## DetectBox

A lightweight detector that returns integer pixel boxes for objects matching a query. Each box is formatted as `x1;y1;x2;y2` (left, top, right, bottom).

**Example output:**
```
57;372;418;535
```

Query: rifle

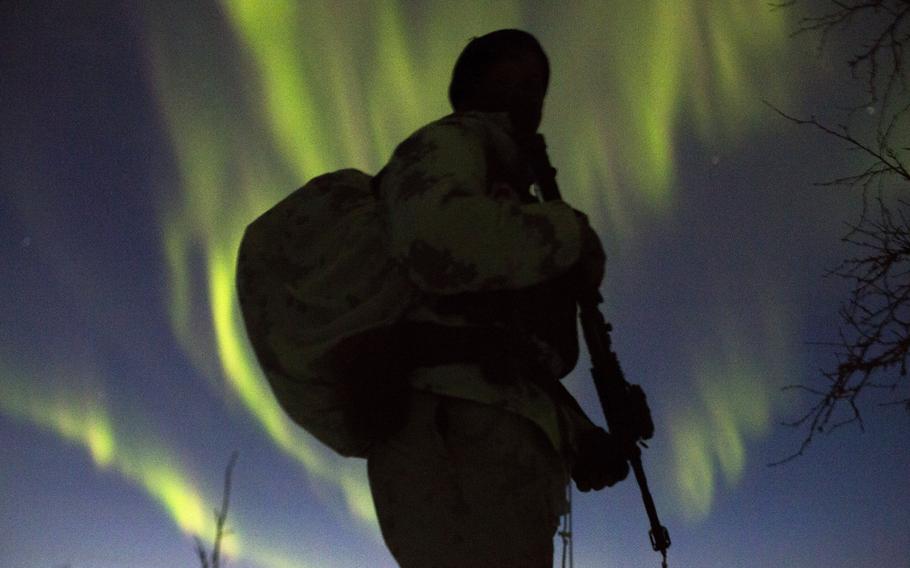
525;134;672;567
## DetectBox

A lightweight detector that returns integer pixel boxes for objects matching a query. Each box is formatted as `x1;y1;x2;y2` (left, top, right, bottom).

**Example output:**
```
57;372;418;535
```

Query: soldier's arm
381;118;587;294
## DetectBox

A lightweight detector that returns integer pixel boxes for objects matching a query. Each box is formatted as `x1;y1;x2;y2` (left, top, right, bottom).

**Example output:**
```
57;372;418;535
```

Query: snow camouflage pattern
379;111;594;454
236;111;595;460
367;112;598;566
383;112;584;296
237;168;413;458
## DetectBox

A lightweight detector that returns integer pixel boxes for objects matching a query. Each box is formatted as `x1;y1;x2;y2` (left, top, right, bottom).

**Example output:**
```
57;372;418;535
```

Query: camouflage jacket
378;111;592;454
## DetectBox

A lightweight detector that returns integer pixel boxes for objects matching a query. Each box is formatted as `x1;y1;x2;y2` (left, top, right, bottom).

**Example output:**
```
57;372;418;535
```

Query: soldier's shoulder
389;113;491;164
409;112;492;143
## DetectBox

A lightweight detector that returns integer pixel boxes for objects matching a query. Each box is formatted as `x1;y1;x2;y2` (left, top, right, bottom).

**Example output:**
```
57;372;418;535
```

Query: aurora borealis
2;1;908;567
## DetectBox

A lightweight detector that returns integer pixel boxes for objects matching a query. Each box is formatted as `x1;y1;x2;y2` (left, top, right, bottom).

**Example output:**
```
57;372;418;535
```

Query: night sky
2;2;908;567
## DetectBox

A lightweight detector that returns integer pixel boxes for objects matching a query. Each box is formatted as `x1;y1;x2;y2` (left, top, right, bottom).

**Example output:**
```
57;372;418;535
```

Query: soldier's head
449;29;549;141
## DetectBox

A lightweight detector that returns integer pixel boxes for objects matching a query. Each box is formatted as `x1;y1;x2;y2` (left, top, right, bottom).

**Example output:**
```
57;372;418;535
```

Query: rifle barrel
527;134;670;562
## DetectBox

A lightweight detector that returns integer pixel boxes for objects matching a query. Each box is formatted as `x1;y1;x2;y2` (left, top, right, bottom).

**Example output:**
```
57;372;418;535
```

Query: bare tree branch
195;452;239;568
763;102;910;182
782;0;910;104
765;2;910;464
195;536;210;568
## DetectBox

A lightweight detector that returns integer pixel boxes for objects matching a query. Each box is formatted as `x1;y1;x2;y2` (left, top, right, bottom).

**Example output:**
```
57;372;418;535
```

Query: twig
195;451;239;568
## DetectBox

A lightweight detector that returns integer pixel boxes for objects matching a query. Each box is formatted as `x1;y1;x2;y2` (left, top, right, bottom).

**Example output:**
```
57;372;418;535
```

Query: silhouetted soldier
363;29;629;567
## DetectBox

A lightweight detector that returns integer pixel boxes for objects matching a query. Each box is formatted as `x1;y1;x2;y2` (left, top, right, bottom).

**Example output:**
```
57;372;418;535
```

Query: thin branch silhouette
768;0;910;464
195;451;239;568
